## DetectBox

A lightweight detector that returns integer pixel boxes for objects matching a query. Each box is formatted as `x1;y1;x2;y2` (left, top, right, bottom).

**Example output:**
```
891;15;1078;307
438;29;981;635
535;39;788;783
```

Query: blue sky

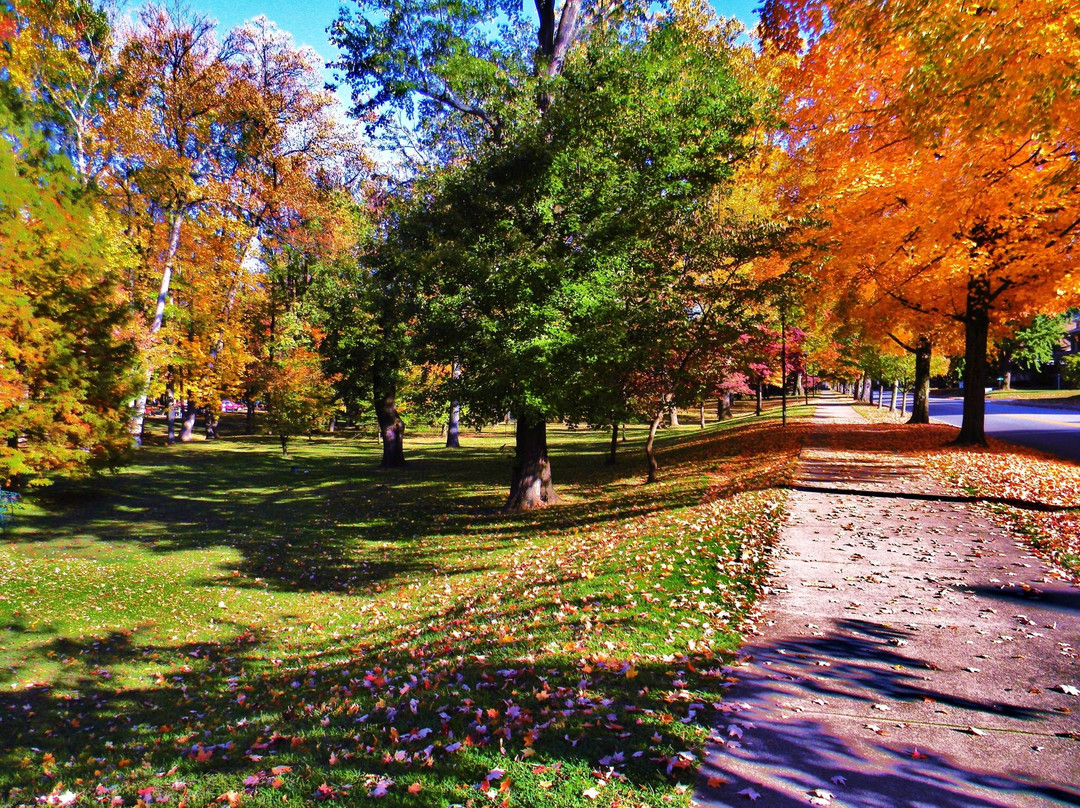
191;0;762;97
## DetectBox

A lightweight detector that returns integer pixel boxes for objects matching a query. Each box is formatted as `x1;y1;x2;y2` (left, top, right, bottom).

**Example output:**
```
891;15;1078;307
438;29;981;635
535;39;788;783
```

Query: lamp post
781;305;787;427
803;354;809;405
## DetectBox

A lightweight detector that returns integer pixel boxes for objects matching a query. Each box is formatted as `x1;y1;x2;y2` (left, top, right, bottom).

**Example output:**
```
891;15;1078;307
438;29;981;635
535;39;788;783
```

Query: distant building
1062;311;1080;357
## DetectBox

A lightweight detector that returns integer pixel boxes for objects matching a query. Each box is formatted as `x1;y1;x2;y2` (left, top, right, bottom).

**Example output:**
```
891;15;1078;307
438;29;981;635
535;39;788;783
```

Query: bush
1062;356;1080;389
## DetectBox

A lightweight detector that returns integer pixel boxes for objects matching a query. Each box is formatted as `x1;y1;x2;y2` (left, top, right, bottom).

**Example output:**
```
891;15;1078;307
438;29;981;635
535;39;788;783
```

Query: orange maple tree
766;0;1080;443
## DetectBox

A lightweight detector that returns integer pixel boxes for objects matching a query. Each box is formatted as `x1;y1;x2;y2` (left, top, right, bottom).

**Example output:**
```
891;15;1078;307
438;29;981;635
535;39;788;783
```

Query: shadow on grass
1;411;810;803
0;590;727;805
15;413;809;595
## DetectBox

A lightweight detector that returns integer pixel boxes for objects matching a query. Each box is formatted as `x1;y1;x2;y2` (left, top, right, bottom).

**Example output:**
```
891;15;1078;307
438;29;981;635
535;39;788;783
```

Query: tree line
2;0;1077;507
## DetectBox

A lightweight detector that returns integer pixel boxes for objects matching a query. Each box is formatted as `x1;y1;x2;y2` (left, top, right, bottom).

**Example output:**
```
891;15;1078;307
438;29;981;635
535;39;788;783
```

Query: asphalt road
869;390;1080;463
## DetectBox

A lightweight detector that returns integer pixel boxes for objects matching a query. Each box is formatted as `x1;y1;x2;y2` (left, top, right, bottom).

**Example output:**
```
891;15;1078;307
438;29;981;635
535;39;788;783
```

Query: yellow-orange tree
766;0;1080;443
102;8;363;443
0;1;140;485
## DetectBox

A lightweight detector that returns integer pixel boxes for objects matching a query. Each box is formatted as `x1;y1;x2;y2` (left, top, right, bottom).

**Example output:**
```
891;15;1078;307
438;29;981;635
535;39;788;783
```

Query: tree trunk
645;409;664;484
205;409;219;439
166;386;176;444
699;401;706;429
130;213;185;445
374;389;405;469
718;392;732;421
956;275;991;446
794;373;804;398
909;336;932;425
668;398;679;427
862;376;873;402
446;358;461;448
445;401;461;448
245;399;255;434
180;399;197;442
900;386;907;418
506;418;556;509
756;382;762;416
852;378;860;401
1002;369;1011;390
280;434;288;455
877;380;884;409
890;380;898;412
606;422;619;465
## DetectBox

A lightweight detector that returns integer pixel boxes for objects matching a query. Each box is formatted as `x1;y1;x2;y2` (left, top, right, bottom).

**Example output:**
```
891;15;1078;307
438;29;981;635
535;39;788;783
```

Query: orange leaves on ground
924;440;1080;575
853;407;1080;574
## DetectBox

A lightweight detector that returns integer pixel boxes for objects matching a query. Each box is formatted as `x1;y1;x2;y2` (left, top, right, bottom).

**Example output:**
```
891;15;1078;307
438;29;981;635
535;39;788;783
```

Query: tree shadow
697;715;1080;807
0;610;737;805
789;484;1080;513
13;417;807;595
695;620;1080;807
962;583;1080;615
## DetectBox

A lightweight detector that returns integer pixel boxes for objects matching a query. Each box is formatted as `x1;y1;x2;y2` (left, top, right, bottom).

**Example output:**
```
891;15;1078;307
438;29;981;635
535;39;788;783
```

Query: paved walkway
695;394;1080;808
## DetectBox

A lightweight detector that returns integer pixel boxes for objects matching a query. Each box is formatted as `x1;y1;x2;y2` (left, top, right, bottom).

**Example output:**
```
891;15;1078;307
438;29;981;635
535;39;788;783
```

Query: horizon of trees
2;0;1077;507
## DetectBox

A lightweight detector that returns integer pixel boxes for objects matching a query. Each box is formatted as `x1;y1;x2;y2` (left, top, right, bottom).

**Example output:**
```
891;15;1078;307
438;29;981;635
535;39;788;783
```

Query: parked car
220;399;245;413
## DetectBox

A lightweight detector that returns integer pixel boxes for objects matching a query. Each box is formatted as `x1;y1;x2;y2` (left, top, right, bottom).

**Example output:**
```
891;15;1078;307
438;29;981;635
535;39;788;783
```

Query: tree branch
548;0;583;77
988;278;1014;302
886;332;916;353
418;81;502;141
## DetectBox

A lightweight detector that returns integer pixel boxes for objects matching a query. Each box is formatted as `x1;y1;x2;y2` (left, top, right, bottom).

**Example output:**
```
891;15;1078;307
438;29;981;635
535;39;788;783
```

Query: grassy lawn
987;388;1080;406
1;409;811;808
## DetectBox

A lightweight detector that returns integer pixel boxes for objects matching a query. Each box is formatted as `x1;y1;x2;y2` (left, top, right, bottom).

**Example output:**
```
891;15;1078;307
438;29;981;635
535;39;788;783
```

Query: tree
264;349;334;455
100;9;365;445
764;0;1080;445
0;6;139;485
6;0;114;184
394;13;763;504
333;0;787;503
105;6;241;441
995;314;1068;389
330;0;586;162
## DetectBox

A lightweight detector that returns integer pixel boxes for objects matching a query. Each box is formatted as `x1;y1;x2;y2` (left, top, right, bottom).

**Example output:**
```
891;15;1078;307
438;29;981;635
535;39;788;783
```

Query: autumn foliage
766;0;1080;442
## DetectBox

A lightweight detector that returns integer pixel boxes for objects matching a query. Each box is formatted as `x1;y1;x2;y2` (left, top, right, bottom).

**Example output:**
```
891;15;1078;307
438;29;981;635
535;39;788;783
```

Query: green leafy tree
264;349;335;455
390;16;761;505
996;314;1068;389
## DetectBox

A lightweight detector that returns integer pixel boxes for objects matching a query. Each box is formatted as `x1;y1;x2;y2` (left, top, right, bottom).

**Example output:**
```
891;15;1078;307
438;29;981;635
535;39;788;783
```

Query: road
869;390;1080;462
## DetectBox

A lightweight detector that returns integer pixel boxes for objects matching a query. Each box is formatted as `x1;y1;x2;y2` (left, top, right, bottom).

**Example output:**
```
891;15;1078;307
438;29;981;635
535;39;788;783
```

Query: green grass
0;409;811;808
987;388;1080;403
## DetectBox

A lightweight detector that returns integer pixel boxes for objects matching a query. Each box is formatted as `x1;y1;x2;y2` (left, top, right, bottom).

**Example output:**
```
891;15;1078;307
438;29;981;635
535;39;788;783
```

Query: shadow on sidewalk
696;715;1080;807
695;620;1080;807
694;401;1080;806
788;483;1080;513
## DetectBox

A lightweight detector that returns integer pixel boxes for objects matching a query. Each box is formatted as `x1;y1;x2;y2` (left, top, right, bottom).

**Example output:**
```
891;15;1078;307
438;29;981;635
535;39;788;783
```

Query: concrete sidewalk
694;394;1080;808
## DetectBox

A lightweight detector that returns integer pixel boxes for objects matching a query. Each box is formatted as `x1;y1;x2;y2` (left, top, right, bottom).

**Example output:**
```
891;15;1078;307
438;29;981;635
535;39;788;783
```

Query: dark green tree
383;18;760;506
995;314;1068;389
